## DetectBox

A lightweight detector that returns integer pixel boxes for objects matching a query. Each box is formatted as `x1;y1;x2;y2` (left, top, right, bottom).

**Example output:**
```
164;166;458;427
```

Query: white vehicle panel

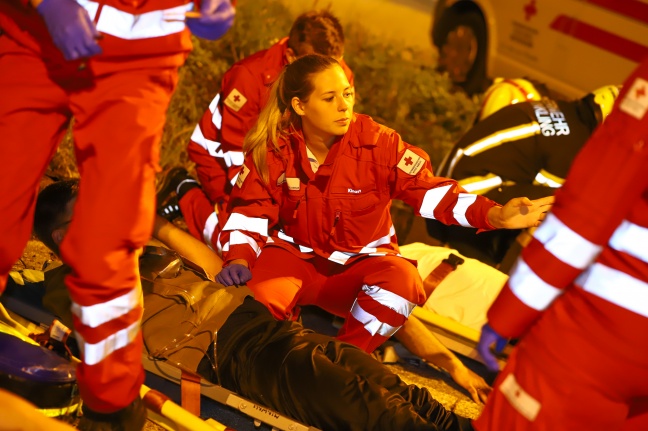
451;0;648;97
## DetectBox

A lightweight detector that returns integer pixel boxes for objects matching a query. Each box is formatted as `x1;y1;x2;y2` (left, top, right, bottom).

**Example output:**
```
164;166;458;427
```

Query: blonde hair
243;54;340;183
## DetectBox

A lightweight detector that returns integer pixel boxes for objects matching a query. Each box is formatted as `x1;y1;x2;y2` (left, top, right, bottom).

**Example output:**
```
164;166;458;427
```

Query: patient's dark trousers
217;298;473;431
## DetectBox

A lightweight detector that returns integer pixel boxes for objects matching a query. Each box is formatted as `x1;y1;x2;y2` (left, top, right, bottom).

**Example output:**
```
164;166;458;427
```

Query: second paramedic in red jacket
216;54;553;353
165;10;354;251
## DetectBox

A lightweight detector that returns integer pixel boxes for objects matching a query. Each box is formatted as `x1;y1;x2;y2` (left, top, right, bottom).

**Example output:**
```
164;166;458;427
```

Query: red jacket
220;113;499;266
187;37;355;205
0;0;193;75
487;62;648;342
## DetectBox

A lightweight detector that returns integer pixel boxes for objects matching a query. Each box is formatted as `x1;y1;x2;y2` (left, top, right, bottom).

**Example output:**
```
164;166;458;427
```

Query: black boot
155;167;198;221
77;396;146;431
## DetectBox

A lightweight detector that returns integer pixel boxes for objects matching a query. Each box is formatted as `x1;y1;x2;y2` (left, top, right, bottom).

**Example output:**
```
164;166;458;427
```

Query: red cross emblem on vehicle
524;0;537;21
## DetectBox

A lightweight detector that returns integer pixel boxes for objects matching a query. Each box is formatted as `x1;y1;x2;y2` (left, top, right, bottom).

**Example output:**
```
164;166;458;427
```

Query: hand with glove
477;323;508;372
35;0;102;61
187;0;235;41
217;260;252;286
77;396;146;431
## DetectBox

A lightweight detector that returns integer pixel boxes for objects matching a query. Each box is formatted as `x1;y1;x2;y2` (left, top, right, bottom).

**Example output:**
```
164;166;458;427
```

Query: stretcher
0;314;227;431
0;277;321;431
399;242;512;370
142;354;321;431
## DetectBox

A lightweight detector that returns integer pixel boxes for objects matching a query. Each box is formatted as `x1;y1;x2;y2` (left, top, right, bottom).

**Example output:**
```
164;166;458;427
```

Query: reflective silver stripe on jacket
576;263;648;318
534;213;602;270
508;258;563;311
445;123;540;177
78;0;193;39
609;219;648;262
419;184;478;228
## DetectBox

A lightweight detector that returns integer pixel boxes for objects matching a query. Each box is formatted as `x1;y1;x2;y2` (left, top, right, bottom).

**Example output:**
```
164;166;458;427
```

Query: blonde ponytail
243;54;340;184
243;73;291;184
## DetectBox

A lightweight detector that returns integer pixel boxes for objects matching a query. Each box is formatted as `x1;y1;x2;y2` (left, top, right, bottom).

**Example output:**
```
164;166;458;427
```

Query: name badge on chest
286;177;301;191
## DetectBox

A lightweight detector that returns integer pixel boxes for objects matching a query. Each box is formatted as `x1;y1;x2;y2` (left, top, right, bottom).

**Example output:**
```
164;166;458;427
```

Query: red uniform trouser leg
61;66;179;413
319;256;425;353
187;140;230;205
0;36;70;293
246;247;324;321
178;187;222;249
248;247;425;353
474;290;648;431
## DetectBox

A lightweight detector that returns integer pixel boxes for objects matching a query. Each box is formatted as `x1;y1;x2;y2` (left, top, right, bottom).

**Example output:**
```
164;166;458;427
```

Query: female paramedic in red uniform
216;54;553;354
164;10;354;253
475;58;648;431
0;0;233;429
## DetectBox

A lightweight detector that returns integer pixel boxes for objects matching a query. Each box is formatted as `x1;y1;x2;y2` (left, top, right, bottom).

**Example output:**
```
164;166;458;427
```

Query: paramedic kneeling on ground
215;53;554;354
33;179;475;431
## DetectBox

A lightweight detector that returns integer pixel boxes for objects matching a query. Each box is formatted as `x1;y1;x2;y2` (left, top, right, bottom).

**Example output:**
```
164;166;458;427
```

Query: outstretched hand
37;0;102;60
477;323;508;372
447;362;492;404
186;0;235;41
489;195;554;229
216;262;251;286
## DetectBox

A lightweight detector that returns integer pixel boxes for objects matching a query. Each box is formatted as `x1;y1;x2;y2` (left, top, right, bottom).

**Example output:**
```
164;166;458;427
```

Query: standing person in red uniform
0;0;234;429
215;53;553;354
475;59;648;431
157;10;354;252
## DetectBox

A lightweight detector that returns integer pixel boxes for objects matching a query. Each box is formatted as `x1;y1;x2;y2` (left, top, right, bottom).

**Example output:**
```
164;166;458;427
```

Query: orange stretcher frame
0;300;320;431
142;354;322;431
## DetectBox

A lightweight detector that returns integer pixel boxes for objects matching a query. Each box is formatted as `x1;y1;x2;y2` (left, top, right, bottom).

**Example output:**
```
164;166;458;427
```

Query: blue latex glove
477;323;508;372
186;0;235;41
37;0;102;61
217;263;251;286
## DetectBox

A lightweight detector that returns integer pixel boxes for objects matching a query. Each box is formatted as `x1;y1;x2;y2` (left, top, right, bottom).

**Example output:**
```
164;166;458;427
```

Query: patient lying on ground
15;179;477;431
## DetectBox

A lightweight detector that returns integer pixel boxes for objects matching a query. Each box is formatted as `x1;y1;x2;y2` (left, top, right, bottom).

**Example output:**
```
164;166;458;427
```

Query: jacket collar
347;114;381;148
261;37;290;86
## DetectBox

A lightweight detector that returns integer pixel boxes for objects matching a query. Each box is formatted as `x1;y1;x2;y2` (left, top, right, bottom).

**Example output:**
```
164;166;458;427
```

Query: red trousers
0;36;178;412
247;246;425;353
474;288;648;431
179;187;224;249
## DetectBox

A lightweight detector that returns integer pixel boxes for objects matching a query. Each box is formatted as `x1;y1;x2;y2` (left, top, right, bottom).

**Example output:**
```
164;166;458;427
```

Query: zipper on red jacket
329;210;341;236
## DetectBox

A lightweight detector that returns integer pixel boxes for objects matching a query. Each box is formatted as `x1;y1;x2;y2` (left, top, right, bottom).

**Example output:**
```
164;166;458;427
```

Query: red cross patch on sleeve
397;149;424;175
620;78;648;119
224;88;248;112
